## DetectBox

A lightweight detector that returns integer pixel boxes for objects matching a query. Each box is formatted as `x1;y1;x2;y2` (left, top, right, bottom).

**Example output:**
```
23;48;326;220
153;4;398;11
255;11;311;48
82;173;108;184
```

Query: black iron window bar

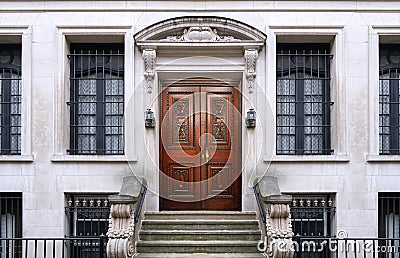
67;44;124;155
65;195;110;237
379;193;400;241
0;44;22;155
0;193;22;257
290;194;335;237
380;44;400;155
290;194;335;258
65;194;110;258
276;44;333;155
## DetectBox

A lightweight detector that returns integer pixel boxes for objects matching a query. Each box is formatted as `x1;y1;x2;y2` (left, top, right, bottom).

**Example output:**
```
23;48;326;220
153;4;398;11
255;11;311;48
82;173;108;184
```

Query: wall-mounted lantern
245;108;256;128
145;109;156;128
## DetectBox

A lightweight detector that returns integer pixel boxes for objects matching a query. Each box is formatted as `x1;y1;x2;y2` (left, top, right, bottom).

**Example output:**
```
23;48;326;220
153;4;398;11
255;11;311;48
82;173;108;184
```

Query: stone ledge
50;154;137;162
0;155;34;162
265;155;350;162
366;155;400;162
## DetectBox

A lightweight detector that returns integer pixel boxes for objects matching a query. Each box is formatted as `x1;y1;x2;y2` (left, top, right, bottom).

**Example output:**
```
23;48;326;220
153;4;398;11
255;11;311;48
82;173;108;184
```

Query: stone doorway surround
133;16;267;212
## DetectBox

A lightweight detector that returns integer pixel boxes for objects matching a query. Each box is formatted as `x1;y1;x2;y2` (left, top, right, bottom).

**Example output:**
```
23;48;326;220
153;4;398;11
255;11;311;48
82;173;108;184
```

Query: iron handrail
253;185;266;223
135;184;147;223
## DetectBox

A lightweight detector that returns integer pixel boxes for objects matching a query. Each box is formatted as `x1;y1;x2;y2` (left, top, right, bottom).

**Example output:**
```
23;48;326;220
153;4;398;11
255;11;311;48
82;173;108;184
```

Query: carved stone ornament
244;49;258;94
106;199;136;258
257;176;294;258
160;26;240;42
265;198;294;258
106;176;145;258
142;49;156;94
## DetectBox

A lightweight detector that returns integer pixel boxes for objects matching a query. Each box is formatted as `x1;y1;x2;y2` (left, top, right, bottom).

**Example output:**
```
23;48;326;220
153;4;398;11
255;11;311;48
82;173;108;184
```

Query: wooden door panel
206;90;234;149
206;163;234;198
164;90;197;151
160;81;241;211
167;164;197;199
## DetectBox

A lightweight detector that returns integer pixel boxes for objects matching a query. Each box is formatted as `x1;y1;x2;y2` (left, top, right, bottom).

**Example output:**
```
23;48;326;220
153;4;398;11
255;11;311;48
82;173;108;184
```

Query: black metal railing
135;184;147;223
0;237;107;258
293;236;400;258
253;185;266;223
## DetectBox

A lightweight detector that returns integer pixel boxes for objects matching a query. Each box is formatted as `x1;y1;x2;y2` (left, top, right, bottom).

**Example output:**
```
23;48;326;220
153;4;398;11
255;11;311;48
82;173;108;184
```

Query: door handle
205;149;209;162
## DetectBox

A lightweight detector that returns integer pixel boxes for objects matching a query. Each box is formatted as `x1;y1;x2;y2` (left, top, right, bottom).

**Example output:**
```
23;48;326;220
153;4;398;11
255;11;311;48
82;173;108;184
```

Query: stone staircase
135;211;264;257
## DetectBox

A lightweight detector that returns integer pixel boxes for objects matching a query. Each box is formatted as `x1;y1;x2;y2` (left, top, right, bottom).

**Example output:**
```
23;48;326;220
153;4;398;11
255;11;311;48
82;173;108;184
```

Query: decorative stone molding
264;195;294;258
106;176;146;258
161;26;240;42
134;17;267;44
244;49;258;94
142;49;156;94
255;176;294;258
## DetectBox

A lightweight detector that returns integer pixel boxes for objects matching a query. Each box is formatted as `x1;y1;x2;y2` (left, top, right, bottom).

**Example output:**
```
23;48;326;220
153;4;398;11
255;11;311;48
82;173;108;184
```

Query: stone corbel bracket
142;49;156;94
255;176;294;258
244;49;259;94
107;176;147;258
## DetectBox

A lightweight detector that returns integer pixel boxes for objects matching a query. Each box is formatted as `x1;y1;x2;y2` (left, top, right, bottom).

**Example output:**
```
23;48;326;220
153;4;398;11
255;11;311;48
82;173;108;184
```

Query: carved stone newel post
257;176;294;258
244;49;258;94
107;176;145;258
142;49;156;94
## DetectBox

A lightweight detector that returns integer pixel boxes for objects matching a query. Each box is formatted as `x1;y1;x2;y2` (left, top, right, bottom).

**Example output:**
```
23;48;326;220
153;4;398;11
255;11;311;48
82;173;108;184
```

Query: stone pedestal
106;176;146;258
256;176;294;258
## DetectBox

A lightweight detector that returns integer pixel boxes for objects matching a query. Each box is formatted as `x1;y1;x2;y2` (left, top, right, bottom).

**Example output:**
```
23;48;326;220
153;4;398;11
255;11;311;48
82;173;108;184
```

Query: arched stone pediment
134;16;266;48
135;17;266;94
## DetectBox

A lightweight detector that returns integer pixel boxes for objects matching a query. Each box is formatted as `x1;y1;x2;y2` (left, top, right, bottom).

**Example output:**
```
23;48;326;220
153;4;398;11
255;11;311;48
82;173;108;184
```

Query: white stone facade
0;0;399;239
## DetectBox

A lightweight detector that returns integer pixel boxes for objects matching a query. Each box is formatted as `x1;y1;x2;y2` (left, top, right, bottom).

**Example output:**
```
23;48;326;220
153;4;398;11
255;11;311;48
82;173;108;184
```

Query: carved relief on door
160;82;241;211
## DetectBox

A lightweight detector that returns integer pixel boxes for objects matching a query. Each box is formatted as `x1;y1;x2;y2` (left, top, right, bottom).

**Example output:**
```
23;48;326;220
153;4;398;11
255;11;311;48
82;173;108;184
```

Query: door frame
134;16;266;212
158;78;242;211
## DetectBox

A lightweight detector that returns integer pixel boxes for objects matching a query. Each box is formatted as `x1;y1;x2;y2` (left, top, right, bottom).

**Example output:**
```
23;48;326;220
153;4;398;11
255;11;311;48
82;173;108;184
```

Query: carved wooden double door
160;81;241;211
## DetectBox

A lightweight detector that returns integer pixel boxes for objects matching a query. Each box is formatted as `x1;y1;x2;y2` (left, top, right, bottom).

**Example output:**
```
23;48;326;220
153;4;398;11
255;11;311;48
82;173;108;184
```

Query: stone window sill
264;155;350;162
0;155;34;162
367;155;400;162
51;155;137;162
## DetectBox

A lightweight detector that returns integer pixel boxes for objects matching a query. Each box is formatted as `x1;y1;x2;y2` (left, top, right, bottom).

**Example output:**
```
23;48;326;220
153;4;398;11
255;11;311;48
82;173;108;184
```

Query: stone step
135;253;264;257
141;219;260;230
144;211;257;220
136;240;260;253
139;229;262;241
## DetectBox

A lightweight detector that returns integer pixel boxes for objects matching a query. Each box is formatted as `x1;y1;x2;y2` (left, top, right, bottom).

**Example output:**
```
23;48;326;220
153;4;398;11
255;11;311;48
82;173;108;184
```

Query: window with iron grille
290;194;335;258
68;43;124;155
65;194;110;258
0;193;22;257
276;44;333;155
379;45;400;155
290;194;335;237
379;193;400;238
378;193;400;258
0;44;21;155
